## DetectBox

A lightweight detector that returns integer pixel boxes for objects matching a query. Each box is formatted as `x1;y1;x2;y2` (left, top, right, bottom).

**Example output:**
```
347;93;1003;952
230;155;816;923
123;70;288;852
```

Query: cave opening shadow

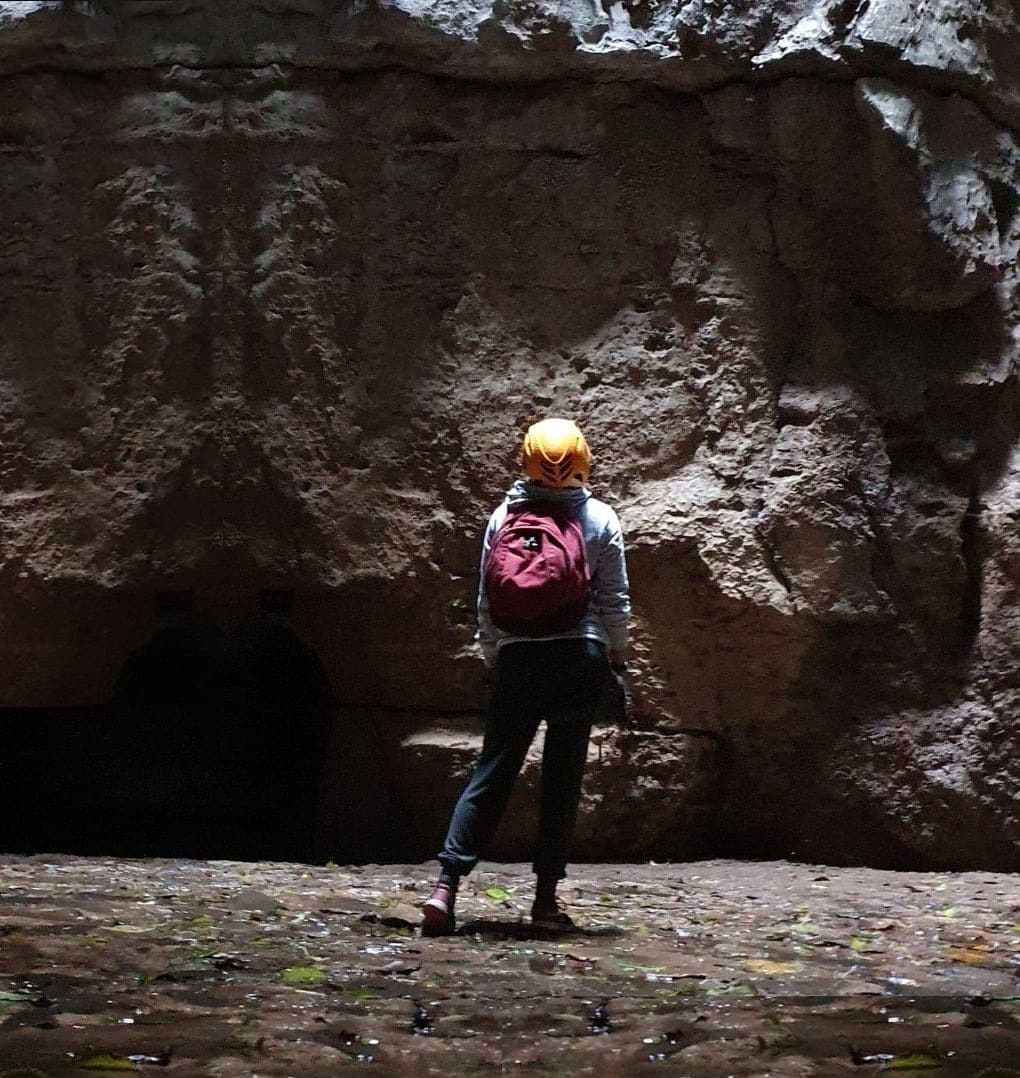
84;622;333;864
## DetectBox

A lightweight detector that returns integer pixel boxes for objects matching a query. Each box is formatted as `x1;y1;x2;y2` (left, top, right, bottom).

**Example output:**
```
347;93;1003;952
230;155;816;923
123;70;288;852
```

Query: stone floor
1;856;1019;1076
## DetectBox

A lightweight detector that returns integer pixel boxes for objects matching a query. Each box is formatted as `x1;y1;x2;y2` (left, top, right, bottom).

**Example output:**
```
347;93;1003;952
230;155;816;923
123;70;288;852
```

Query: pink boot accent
422;882;456;937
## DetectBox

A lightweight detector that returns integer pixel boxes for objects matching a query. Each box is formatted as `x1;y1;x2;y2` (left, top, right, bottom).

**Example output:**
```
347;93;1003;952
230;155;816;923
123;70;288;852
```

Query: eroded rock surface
2;856;1020;1076
0;0;1018;868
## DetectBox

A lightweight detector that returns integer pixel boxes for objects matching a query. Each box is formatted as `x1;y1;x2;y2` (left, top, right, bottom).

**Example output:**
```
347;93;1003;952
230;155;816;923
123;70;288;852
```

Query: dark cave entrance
0;623;333;864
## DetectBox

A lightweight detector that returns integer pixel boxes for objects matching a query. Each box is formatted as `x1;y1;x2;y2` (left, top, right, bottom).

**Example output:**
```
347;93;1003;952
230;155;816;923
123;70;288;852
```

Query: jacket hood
505;478;592;508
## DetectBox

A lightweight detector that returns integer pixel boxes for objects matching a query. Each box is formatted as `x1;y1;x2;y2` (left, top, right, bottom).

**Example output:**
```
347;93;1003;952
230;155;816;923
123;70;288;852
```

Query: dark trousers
437;638;611;881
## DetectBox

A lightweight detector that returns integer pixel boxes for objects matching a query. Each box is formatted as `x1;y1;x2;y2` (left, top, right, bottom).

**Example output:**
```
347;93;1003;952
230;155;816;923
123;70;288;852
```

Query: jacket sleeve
593;507;630;653
475;508;503;668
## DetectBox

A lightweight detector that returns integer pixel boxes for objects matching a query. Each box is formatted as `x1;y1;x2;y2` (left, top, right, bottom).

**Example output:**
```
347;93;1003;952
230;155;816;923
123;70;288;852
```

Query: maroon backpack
484;504;590;636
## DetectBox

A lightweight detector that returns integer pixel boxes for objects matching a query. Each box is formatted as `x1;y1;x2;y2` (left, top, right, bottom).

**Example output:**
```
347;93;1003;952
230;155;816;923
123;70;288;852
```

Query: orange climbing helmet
521;418;591;489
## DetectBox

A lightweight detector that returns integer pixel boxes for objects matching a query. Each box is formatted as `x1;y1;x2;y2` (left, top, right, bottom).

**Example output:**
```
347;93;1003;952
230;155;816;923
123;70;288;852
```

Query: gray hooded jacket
476;479;630;667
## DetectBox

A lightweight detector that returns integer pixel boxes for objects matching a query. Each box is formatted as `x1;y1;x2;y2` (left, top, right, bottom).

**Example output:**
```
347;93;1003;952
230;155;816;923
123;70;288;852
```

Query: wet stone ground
0;858;1019;1076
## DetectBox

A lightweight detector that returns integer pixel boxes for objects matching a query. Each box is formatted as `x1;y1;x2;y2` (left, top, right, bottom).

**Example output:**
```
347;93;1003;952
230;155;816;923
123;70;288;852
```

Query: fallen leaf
79;1051;139;1071
743;959;799;975
484;887;512;901
946;944;992;966
883;1048;947;1069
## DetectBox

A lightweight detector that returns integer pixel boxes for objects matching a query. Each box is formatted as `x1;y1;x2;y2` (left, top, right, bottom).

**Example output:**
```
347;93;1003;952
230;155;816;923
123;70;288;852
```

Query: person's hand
610;663;634;726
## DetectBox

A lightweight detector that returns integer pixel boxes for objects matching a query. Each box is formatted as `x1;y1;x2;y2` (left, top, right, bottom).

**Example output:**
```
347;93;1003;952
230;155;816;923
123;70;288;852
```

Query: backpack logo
484;507;590;635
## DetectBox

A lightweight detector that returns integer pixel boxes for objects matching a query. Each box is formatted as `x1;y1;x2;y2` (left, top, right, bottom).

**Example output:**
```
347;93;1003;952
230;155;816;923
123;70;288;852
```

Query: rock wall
0;0;1018;868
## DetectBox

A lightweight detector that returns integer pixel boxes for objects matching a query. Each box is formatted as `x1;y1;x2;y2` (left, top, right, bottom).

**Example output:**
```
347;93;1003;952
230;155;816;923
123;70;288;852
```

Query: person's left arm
592;507;630;666
475;508;503;668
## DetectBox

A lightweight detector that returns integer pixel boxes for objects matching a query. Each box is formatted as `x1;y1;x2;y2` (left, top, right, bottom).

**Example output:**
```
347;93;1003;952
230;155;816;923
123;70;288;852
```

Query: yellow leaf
743;958;799;975
946;944;991;966
80;1052;139;1071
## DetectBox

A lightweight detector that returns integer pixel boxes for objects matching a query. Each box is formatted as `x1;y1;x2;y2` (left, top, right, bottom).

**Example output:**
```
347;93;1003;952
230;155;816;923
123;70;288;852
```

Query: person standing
422;418;631;935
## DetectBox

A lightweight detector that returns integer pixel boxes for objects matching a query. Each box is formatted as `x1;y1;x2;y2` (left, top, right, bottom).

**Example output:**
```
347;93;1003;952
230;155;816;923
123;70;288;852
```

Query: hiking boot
530;902;576;932
421;882;456;937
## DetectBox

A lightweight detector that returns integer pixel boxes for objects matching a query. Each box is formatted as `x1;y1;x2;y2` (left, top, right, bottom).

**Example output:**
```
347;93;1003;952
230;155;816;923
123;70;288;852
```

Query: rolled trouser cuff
438;853;475;877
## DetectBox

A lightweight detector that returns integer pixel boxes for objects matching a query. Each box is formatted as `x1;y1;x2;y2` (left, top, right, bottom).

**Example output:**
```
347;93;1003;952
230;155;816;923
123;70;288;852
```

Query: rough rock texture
0;0;1018;868
3;856;1020;1075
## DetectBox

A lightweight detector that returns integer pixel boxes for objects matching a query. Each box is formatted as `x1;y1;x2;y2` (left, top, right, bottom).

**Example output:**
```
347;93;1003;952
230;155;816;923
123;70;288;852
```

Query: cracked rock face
0;0;1018;869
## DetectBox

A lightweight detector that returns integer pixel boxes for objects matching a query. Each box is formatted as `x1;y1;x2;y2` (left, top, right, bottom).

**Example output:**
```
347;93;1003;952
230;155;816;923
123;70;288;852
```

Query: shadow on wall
0;621;346;864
